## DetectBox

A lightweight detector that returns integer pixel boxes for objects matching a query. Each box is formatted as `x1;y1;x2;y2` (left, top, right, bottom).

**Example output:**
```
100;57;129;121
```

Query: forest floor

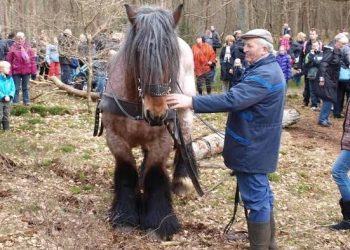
0;81;349;250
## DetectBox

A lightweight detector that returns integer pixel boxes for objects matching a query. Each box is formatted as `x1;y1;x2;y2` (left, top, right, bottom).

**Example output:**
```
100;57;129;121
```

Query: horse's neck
106;53;139;102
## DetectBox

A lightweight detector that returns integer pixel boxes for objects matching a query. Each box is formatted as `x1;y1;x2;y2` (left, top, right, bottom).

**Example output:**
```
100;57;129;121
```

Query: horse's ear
125;4;136;24
173;4;183;27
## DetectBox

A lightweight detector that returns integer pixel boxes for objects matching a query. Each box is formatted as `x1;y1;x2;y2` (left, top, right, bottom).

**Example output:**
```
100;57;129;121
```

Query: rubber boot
269;212;278;250
2;120;9;131
247;221;271;250
330;199;350;230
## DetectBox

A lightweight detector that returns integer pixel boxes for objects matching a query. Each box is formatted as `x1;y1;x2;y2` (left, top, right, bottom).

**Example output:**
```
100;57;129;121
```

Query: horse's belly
103;113;172;148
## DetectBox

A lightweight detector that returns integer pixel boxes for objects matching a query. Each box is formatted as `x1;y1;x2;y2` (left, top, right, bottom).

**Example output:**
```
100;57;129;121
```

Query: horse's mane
119;6;180;91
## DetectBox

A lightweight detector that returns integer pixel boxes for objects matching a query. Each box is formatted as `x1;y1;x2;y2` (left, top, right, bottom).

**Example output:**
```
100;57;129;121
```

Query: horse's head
123;4;183;126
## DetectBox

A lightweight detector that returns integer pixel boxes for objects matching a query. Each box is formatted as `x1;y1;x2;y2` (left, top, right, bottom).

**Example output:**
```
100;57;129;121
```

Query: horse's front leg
140;136;180;240
106;133;140;228
172;109;198;196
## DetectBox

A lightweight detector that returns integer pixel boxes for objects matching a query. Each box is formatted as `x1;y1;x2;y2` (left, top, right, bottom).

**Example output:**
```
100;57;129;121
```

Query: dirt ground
0;82;349;249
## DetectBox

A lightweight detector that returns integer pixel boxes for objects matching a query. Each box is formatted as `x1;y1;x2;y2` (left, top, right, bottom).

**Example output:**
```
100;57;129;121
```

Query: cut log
282;108;300;128
49;76;100;101
192;108;300;160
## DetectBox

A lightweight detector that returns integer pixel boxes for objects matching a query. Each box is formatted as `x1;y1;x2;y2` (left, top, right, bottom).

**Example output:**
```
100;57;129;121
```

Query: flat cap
241;29;273;44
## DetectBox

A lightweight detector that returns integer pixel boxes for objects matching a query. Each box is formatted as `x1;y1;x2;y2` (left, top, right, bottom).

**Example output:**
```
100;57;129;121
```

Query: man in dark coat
0;32;15;61
298;28;322;109
316;33;348;126
166;29;285;249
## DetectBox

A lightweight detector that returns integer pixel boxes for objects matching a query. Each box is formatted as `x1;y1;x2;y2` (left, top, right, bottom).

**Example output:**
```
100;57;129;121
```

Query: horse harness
93;84;204;197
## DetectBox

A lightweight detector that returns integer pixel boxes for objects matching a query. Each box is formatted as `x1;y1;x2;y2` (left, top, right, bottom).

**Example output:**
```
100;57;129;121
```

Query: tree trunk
50;76;100;101
192;108;300;160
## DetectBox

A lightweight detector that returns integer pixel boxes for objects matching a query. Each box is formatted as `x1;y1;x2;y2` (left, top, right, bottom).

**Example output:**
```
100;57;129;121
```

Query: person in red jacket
6;32;37;105
192;35;216;95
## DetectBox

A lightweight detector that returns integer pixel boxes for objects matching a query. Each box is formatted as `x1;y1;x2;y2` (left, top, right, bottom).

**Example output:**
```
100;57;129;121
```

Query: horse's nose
145;110;167;126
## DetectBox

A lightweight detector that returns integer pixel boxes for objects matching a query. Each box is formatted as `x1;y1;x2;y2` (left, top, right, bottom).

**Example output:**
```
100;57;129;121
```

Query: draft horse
101;4;198;239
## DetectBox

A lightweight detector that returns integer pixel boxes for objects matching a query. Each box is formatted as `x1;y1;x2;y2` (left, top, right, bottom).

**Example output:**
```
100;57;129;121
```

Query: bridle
137;78;172;97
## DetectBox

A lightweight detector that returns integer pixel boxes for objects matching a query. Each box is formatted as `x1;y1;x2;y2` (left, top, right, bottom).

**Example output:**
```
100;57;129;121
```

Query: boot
269;212;278;250
330;199;350;230
247;221;271;250
2;120;9;131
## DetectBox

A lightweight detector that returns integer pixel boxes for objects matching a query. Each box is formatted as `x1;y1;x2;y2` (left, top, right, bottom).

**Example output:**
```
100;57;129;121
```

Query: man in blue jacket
167;29;285;249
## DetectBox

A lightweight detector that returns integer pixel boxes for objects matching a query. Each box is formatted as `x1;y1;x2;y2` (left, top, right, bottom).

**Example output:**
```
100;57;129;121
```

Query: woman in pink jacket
6;32;37;105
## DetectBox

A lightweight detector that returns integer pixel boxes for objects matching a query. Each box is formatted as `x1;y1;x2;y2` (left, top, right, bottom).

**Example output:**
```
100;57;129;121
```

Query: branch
49;76;100;101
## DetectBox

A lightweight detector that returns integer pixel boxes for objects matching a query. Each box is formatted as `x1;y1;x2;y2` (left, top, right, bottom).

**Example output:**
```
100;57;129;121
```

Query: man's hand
4;96;10;102
166;94;193;109
319;77;325;86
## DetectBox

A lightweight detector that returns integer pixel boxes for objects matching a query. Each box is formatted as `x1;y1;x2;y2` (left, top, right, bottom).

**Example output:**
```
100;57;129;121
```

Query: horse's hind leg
172;109;198;196
172;143;198;196
140;142;180;240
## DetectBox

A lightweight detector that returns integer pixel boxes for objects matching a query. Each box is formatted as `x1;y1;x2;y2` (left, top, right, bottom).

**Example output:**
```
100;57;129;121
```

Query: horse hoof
145;229;174;241
108;208;140;228
172;177;193;197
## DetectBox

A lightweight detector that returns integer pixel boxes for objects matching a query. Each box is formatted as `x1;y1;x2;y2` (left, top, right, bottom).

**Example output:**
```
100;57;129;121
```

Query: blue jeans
332;150;350;201
96;74;107;94
236;172;274;223
319;100;333;123
12;74;30;104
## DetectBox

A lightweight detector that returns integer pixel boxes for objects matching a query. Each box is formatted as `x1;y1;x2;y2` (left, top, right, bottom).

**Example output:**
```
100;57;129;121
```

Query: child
276;45;292;86
229;58;244;88
0;61;15;131
46;36;60;78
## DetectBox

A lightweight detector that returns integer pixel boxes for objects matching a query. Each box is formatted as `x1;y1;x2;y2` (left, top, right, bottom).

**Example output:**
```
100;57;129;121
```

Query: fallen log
49;76;100;101
192;108;300;160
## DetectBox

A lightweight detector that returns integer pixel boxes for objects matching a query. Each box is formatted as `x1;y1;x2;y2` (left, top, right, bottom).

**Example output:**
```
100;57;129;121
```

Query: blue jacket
276;53;291;81
192;54;285;174
0;74;15;101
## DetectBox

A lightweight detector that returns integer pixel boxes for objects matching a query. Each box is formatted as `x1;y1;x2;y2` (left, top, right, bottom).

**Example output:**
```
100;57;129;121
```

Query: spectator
281;23;292;36
6;32;36;105
93;29;108;54
0;32;15;61
290;32;307;86
0;61;15;131
229;58;244;88
276;45;292;86
78;34;89;63
298;28;323;109
315;33;348;127
202;29;214;47
210;25;222;53
220;35;235;92
46;36;60;78
279;34;292;52
166;29;285;249
37;35;49;80
334;38;350;118
58;29;75;84
330;98;350;231
232;30;247;68
304;42;323;111
192;35;216;95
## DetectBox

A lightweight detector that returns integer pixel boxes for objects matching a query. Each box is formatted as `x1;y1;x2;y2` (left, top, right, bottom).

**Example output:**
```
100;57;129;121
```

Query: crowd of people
1;23;350;249
193;24;350;129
